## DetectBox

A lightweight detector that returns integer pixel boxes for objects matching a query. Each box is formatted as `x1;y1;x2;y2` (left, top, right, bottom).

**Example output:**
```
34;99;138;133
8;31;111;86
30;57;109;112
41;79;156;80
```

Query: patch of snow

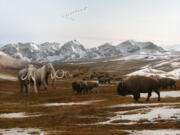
0;74;17;81
127;67;180;79
42;100;104;107
0;112;40;118
99;102;180;125
129;129;180;135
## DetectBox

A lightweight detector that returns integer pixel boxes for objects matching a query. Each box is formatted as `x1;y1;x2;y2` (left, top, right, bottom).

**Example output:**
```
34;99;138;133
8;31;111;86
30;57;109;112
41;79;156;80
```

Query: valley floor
0;74;180;135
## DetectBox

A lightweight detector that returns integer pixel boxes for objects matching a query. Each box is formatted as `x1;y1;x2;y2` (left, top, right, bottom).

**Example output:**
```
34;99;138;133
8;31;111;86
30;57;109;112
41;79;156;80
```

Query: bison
117;76;160;102
99;77;111;84
158;78;176;90
72;81;99;94
72;80;86;94
85;82;99;94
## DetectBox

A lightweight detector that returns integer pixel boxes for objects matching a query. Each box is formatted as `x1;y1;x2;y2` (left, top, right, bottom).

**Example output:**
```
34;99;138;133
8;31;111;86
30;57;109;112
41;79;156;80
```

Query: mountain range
0;40;167;62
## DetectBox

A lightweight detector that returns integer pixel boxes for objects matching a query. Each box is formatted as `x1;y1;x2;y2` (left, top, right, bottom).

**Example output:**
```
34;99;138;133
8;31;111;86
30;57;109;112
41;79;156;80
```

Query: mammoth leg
146;91;152;102
154;89;160;101
33;81;38;93
43;80;48;90
20;82;23;93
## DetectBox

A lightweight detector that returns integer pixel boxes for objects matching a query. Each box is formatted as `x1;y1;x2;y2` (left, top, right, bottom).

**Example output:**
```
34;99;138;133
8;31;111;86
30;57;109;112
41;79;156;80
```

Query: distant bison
115;77;122;81
158;78;176;89
117;76;160;102
72;81;99;94
99;77;111;84
85;82;99;94
82;76;89;81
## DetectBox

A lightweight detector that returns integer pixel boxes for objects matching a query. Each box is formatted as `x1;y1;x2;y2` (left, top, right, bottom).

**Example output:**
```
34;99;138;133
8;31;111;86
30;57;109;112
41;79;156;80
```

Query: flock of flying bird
62;3;88;21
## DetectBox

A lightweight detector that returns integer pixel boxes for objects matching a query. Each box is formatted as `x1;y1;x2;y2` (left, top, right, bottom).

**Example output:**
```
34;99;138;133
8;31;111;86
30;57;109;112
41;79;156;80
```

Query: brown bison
117;76;160;102
85;82;99;93
72;80;86;94
99;77;111;84
158;78;176;89
72;81;99;94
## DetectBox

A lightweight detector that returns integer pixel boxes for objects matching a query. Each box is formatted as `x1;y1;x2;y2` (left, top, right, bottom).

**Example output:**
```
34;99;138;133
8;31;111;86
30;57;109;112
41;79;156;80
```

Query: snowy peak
117;40;164;54
97;43;121;57
0;40;166;62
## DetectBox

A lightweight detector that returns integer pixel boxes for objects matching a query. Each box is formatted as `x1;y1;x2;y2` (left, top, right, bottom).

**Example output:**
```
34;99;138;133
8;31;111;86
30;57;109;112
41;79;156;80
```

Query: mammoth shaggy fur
117;76;160;102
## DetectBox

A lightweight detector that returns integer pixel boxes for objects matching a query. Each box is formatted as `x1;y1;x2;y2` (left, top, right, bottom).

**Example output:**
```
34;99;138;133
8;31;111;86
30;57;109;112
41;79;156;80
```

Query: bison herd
18;64;177;102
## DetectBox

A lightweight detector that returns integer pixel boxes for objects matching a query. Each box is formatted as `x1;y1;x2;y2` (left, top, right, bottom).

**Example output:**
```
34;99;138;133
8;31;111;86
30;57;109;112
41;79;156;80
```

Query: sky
0;0;180;48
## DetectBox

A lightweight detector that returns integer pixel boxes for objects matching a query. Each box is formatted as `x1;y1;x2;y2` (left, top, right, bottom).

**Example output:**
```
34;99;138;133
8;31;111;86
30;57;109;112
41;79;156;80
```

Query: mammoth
18;65;33;93
20;63;64;93
117;76;160;102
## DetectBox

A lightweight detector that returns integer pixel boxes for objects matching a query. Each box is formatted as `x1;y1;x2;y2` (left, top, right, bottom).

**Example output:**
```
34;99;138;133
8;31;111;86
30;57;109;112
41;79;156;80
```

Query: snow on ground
42;100;104;107
141;90;180;98
0;128;45;135
98;102;180;125
127;67;180;79
0;74;17;81
128;129;180;135
0;112;40;118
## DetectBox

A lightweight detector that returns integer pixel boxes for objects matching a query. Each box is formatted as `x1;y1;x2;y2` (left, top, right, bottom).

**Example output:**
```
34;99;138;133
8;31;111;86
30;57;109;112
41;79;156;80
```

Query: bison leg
154;89;160;101
146;92;152;102
133;94;140;102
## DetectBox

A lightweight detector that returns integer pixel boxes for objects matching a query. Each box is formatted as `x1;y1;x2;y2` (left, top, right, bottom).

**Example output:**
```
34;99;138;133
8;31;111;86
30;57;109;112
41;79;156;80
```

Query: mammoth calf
117;76;160;102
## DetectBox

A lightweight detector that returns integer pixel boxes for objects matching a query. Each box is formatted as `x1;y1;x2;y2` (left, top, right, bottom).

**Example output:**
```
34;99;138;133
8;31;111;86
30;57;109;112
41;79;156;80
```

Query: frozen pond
99;102;180;125
0;112;40;118
0;74;17;81
42;100;104;107
128;129;180;135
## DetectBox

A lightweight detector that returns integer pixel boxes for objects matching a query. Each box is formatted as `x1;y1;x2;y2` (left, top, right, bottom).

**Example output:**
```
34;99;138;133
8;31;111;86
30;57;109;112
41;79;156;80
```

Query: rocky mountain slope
0;40;166;62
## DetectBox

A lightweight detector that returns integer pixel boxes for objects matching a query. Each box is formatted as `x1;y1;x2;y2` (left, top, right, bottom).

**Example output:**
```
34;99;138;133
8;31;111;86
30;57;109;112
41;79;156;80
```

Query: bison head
117;81;127;96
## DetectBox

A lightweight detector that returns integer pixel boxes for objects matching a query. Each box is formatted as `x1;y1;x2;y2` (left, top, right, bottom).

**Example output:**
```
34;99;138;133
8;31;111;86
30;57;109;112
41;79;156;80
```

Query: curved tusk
56;70;64;79
51;73;54;80
21;74;28;80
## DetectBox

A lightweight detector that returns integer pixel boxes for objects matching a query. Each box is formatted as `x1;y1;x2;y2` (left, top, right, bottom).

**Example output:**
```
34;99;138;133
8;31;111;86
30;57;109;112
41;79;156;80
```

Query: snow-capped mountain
162;44;180;51
0;40;166;62
117;40;165;54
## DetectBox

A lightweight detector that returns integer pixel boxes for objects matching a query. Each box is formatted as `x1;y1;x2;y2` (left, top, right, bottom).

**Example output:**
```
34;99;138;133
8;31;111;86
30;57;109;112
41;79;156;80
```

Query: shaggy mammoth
18;65;33;93
117;76;160;102
20;63;64;93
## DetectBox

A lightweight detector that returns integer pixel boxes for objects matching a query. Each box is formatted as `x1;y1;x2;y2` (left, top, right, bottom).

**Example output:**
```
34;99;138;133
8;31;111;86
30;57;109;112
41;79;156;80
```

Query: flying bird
61;6;88;21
